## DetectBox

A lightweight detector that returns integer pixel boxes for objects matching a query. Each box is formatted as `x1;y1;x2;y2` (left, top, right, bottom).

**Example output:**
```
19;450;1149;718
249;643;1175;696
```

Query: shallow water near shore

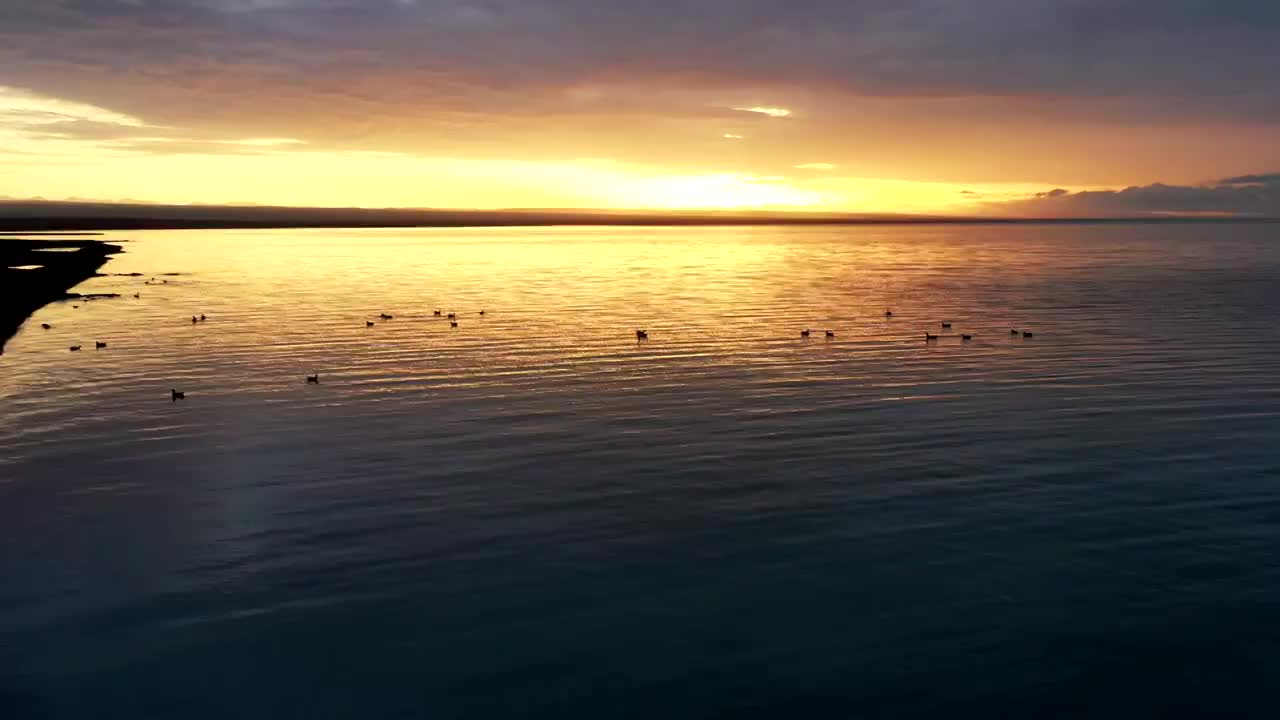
3;224;1280;718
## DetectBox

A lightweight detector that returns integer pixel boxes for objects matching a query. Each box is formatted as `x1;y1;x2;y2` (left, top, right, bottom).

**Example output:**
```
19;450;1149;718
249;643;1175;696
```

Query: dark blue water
3;224;1280;717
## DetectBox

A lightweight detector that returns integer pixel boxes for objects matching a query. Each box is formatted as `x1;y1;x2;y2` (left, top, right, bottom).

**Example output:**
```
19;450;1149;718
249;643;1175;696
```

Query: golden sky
2;2;1279;216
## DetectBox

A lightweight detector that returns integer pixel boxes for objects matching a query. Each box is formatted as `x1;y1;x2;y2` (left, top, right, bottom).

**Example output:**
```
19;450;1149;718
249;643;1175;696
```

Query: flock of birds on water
39;278;1035;403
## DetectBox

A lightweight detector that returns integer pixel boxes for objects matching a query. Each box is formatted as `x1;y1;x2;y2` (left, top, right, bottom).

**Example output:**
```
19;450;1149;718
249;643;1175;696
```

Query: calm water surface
3;224;1280;718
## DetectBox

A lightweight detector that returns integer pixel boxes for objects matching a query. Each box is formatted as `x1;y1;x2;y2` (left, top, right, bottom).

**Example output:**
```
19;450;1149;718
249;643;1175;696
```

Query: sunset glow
1;2;1277;217
0;84;1081;214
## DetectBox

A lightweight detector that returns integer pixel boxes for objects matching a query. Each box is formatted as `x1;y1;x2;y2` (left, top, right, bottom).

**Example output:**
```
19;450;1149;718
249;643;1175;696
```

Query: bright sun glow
619;173;827;209
0;87;1084;214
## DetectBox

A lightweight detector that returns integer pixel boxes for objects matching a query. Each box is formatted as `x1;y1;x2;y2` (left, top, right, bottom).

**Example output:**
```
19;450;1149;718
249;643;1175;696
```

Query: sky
2;0;1279;216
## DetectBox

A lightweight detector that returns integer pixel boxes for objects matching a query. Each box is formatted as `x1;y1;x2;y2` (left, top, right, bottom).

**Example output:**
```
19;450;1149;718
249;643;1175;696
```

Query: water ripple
4;224;1280;717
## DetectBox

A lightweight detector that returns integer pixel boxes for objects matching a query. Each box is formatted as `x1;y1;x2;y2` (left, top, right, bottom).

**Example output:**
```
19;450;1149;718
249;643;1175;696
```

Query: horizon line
0;199;1275;231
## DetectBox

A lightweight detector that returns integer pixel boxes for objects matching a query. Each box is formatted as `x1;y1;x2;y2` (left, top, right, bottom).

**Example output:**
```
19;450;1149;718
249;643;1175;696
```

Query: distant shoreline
0;237;122;354
2;200;1277;231
2;216;1277;232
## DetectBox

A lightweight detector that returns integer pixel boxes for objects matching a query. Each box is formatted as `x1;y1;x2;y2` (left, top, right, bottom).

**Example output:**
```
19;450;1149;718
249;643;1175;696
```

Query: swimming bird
1010;329;1019;335
162;280;168;284
366;320;375;327
961;334;973;341
306;374;319;384
941;322;952;329
885;310;893;317
41;323;51;330
191;316;198;324
95;341;107;349
479;310;486;316
825;330;836;338
69;345;81;351
433;310;442;316
636;329;648;340
1023;331;1034;338
72;305;79;309
199;314;207;321
924;333;939;341
133;293;140;299
171;389;184;401
450;320;459;328
380;313;393;320
800;329;811;338
447;313;456;320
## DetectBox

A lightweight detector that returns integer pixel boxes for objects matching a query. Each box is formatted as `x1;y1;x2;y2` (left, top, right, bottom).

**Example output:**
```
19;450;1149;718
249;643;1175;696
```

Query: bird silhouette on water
825;330;836;338
924;333;939;341
451;320;459;328
171;389;185;402
133;293;140;299
366;320;375;327
433;310;442;316
69;345;81;351
200;314;207;322
1023;331;1034;338
941;322;952;329
961;334;973;341
885;310;893;318
479;310;486;316
380;313;393;320
191;316;198;324
636;329;648;340
800;329;811;338
447;313;456;320
1010;329;1019;335
306;374;320;384
95;341;107;349
41;323;51;330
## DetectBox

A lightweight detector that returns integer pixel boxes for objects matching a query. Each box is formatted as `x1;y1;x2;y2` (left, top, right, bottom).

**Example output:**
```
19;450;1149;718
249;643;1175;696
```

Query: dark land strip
1;238;123;354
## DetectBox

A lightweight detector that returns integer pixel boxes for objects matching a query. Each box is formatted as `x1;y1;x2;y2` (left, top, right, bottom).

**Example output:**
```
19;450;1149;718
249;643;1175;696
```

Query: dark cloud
992;173;1280;217
1;0;1278;187
3;0;1279;126
1219;173;1280;186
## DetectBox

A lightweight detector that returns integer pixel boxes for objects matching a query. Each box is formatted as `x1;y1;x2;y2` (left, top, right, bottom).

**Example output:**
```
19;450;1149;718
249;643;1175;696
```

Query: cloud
1219;173;1280;186
101;137;308;156
0;85;312;156
6;0;1279;134
0;85;146;129
0;1;1279;190
989;173;1280;217
221;137;306;147
733;106;792;118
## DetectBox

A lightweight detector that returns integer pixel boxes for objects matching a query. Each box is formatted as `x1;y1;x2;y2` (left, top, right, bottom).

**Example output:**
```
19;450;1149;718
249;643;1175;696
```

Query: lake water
3;224;1280;718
